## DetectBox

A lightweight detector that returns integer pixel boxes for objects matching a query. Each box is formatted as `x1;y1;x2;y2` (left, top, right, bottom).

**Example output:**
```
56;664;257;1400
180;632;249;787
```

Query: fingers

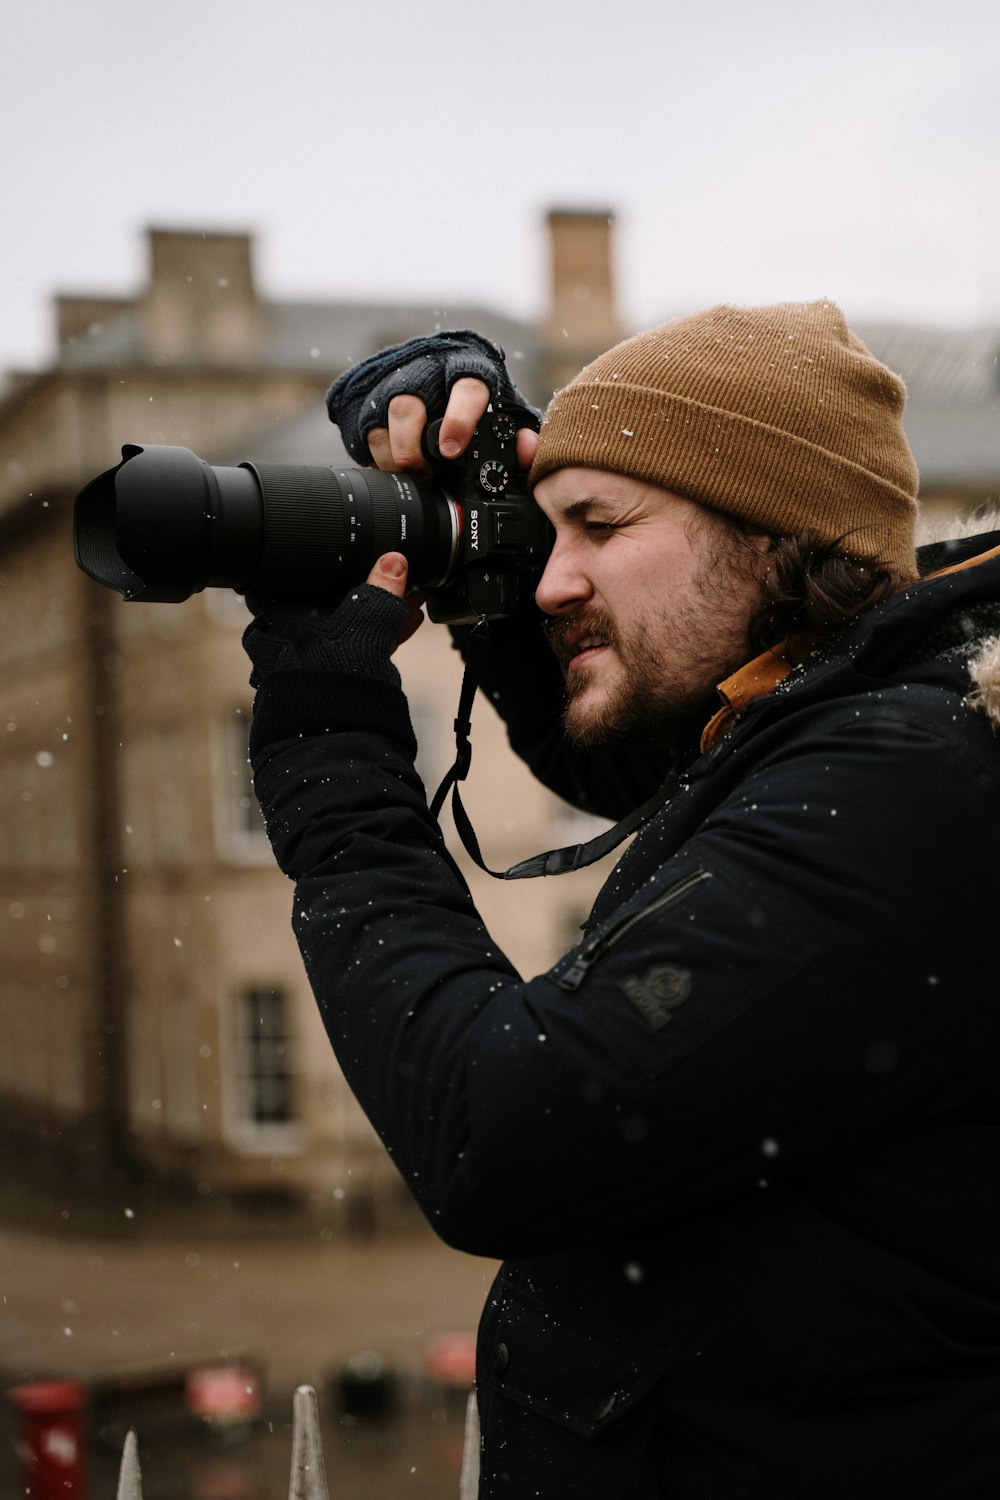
367;378;492;473
437;377;491;459
366;553;425;651
365;425;395;471
366;376;535;479
368;393;429;473
517;427;539;470
368;552;408;598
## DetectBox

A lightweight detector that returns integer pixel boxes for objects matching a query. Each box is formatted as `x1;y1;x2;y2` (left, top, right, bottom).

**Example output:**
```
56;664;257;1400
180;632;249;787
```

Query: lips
550;618;614;670
567;634;608;668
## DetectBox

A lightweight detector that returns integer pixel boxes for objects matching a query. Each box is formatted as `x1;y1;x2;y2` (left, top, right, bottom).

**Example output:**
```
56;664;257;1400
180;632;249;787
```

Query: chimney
140;228;263;364
543;208;619;394
56;295;131;353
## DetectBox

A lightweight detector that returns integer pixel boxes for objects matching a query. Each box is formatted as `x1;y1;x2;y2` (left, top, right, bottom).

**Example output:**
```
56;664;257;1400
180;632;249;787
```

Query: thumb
368;552;408;598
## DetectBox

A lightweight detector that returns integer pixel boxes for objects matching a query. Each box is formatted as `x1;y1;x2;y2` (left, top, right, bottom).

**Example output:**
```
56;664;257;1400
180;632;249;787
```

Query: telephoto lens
73;444;460;604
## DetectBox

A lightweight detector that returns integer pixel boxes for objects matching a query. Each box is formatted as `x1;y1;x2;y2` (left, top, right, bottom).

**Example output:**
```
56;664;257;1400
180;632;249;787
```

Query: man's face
532;467;765;749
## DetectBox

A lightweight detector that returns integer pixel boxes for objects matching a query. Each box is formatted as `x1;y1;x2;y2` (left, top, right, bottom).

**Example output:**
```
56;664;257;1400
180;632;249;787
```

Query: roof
259;300;541;386
212;400;352;467
857;322;1000;402
55;294;544;390
54;296;1000;493
857;322;1000;487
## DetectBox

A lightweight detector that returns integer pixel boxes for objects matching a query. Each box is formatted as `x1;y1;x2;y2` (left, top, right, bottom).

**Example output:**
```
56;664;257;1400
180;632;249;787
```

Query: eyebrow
557;496;621;521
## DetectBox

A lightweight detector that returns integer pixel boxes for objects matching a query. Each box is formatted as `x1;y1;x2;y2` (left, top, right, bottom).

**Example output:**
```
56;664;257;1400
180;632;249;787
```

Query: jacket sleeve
250;591;1000;1260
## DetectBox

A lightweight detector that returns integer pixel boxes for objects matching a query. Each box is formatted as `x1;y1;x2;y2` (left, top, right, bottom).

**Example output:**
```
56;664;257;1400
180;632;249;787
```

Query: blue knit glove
326;331;541;463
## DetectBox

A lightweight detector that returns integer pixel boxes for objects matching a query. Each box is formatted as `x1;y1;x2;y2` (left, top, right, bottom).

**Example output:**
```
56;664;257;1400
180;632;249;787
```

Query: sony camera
73;408;551;621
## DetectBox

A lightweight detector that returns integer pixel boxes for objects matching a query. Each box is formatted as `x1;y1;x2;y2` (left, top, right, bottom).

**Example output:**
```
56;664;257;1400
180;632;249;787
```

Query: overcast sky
2;0;998;375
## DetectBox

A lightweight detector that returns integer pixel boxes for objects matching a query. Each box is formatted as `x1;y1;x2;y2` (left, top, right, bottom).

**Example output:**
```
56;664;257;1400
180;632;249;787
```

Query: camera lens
73;445;459;603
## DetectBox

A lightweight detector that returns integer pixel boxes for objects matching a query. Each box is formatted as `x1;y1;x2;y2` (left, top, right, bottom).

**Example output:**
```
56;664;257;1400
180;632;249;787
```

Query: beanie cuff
531;381;918;576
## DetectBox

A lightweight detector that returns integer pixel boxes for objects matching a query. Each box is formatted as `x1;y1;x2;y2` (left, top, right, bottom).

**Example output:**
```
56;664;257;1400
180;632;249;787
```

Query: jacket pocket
557;868;712;993
553;859;819;1084
477;1276;670;1431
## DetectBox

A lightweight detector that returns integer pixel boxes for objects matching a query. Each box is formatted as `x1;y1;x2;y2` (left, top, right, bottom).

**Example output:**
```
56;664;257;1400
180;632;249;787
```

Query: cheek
619;547;698;610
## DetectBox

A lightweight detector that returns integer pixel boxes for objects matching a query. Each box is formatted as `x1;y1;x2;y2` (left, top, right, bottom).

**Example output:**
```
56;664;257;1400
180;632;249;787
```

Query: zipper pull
558;947;600;992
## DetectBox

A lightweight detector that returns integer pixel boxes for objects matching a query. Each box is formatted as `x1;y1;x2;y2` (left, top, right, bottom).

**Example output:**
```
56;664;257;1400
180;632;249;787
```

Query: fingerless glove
326;330;540;462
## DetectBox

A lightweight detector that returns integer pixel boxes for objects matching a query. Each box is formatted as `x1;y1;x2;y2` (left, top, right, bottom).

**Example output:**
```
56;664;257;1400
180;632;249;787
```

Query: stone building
0;214;621;1226
0;214;996;1226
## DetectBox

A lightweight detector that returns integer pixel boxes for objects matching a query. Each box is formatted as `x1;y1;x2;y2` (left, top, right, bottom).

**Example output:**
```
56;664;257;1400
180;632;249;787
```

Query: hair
750;534;919;653
716;522;920;656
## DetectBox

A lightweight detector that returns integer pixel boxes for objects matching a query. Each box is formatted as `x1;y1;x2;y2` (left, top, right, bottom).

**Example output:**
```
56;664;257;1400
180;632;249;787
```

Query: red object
185;1363;261;1424
6;1380;88;1499
422;1331;477;1387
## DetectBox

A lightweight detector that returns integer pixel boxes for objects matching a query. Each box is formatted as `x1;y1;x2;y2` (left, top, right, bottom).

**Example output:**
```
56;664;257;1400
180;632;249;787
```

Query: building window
236;987;294;1127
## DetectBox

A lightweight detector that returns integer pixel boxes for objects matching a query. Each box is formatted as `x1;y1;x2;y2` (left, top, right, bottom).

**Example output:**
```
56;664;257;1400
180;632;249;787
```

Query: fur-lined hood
707;516;1000;754
918;509;1000;733
966;636;1000;730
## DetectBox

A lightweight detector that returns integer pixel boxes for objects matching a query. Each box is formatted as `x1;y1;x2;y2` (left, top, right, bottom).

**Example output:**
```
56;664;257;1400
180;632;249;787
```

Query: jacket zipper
558;867;712;993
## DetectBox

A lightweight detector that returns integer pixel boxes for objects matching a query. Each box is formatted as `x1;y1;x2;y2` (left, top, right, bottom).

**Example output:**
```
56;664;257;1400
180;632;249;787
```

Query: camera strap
429;619;679;880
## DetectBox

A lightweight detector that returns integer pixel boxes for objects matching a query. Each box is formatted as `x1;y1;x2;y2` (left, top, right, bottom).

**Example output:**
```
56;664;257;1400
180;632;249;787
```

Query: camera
73;408;551;621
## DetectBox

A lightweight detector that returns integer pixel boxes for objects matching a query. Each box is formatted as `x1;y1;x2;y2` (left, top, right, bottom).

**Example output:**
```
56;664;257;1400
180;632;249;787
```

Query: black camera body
73;405;550;623
421;408;546;619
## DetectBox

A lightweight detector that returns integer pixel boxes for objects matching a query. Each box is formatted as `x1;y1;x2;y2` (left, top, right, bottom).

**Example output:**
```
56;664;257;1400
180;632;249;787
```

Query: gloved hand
243;584;408;690
326;330;541;464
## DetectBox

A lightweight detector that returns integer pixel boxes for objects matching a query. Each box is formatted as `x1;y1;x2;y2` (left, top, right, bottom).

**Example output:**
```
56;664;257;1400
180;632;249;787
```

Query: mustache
543;607;620;664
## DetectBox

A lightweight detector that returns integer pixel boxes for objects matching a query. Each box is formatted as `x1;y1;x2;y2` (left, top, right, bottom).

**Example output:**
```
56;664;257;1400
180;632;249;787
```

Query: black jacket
248;532;1000;1498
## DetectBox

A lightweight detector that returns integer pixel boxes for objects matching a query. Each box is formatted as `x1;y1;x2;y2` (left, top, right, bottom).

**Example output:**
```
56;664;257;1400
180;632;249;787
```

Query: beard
549;606;725;749
546;537;760;751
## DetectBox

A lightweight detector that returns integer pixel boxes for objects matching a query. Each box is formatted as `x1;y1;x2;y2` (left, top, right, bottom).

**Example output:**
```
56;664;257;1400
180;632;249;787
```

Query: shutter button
490;1342;510;1375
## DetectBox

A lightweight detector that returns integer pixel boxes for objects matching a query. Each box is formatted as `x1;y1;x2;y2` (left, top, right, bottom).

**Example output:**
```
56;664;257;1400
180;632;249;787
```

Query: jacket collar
699;533;1000;754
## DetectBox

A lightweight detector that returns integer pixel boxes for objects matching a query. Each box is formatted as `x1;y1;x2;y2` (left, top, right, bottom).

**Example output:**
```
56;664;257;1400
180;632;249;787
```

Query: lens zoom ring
253;465;348;593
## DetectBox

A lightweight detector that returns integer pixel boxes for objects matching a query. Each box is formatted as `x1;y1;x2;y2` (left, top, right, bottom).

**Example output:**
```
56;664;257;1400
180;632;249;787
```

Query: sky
2;0;998;375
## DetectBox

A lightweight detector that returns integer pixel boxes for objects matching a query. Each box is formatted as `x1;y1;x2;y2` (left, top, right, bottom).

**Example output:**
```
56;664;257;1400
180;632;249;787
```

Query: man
243;302;1000;1497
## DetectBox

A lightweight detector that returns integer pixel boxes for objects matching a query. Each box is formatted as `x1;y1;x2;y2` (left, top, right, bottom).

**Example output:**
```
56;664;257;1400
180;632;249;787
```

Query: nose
534;537;593;617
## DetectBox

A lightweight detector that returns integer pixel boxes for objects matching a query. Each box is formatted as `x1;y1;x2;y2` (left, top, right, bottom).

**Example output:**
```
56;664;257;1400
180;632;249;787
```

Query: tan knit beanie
530;300;919;576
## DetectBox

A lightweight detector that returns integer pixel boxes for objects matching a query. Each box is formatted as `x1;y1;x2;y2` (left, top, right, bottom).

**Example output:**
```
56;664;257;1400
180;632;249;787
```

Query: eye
584;521;619;535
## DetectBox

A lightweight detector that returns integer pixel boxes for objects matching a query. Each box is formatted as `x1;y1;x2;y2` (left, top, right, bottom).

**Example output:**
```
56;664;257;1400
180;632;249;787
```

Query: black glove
326;330;541;463
242;585;408;690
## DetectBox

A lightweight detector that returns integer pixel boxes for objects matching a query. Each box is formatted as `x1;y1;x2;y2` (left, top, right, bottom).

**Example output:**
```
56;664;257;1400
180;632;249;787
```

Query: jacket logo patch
620;965;692;1030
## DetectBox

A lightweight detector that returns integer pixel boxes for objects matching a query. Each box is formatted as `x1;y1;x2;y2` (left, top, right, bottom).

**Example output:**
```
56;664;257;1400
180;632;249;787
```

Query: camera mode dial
477;460;509;495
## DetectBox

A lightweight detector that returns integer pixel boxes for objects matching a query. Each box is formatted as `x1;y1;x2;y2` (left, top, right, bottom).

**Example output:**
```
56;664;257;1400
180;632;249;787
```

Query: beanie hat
530;300;919;576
